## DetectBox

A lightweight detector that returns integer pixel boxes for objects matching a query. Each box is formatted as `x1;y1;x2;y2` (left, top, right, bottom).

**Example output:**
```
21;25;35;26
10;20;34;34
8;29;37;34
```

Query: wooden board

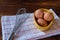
0;0;60;40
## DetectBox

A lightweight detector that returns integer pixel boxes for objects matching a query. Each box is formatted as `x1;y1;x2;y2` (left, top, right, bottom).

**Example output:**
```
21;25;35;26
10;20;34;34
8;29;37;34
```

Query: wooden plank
0;1;60;15
38;37;56;40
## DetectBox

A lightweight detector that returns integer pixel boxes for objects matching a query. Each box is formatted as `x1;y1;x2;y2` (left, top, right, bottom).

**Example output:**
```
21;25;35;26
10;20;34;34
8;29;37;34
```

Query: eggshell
35;9;44;18
44;12;53;21
37;18;48;27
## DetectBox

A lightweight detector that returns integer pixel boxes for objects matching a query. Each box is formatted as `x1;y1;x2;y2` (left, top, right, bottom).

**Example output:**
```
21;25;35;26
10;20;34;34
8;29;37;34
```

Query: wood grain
0;0;60;40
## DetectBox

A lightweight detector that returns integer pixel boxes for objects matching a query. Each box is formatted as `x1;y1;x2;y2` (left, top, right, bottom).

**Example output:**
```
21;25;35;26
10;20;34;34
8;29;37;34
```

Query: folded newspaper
1;9;60;40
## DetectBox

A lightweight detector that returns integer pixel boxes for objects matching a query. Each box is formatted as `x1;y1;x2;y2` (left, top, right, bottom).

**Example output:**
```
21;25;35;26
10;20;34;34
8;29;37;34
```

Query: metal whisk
8;8;30;40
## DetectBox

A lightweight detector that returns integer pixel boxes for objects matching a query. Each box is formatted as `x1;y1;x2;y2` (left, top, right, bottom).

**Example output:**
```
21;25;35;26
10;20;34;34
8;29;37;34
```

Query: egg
37;18;48;27
44;12;53;21
35;9;44;18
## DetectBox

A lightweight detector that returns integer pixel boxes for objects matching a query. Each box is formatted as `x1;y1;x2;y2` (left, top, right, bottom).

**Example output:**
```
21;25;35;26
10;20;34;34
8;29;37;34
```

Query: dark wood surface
0;0;60;40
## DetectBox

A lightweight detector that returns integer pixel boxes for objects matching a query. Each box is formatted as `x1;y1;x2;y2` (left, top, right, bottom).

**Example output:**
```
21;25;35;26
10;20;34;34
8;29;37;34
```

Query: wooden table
0;0;60;40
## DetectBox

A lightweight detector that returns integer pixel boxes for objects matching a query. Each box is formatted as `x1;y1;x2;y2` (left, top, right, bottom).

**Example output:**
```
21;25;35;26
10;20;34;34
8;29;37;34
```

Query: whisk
8;8;30;40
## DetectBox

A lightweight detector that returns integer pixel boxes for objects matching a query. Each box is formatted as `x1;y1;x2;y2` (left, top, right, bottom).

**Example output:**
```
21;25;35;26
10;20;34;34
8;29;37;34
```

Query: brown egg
44;12;53;21
35;9;44;18
37;18;48;27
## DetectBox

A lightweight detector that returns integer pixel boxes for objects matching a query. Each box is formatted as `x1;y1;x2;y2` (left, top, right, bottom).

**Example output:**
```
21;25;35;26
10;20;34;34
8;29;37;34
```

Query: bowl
34;8;54;31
